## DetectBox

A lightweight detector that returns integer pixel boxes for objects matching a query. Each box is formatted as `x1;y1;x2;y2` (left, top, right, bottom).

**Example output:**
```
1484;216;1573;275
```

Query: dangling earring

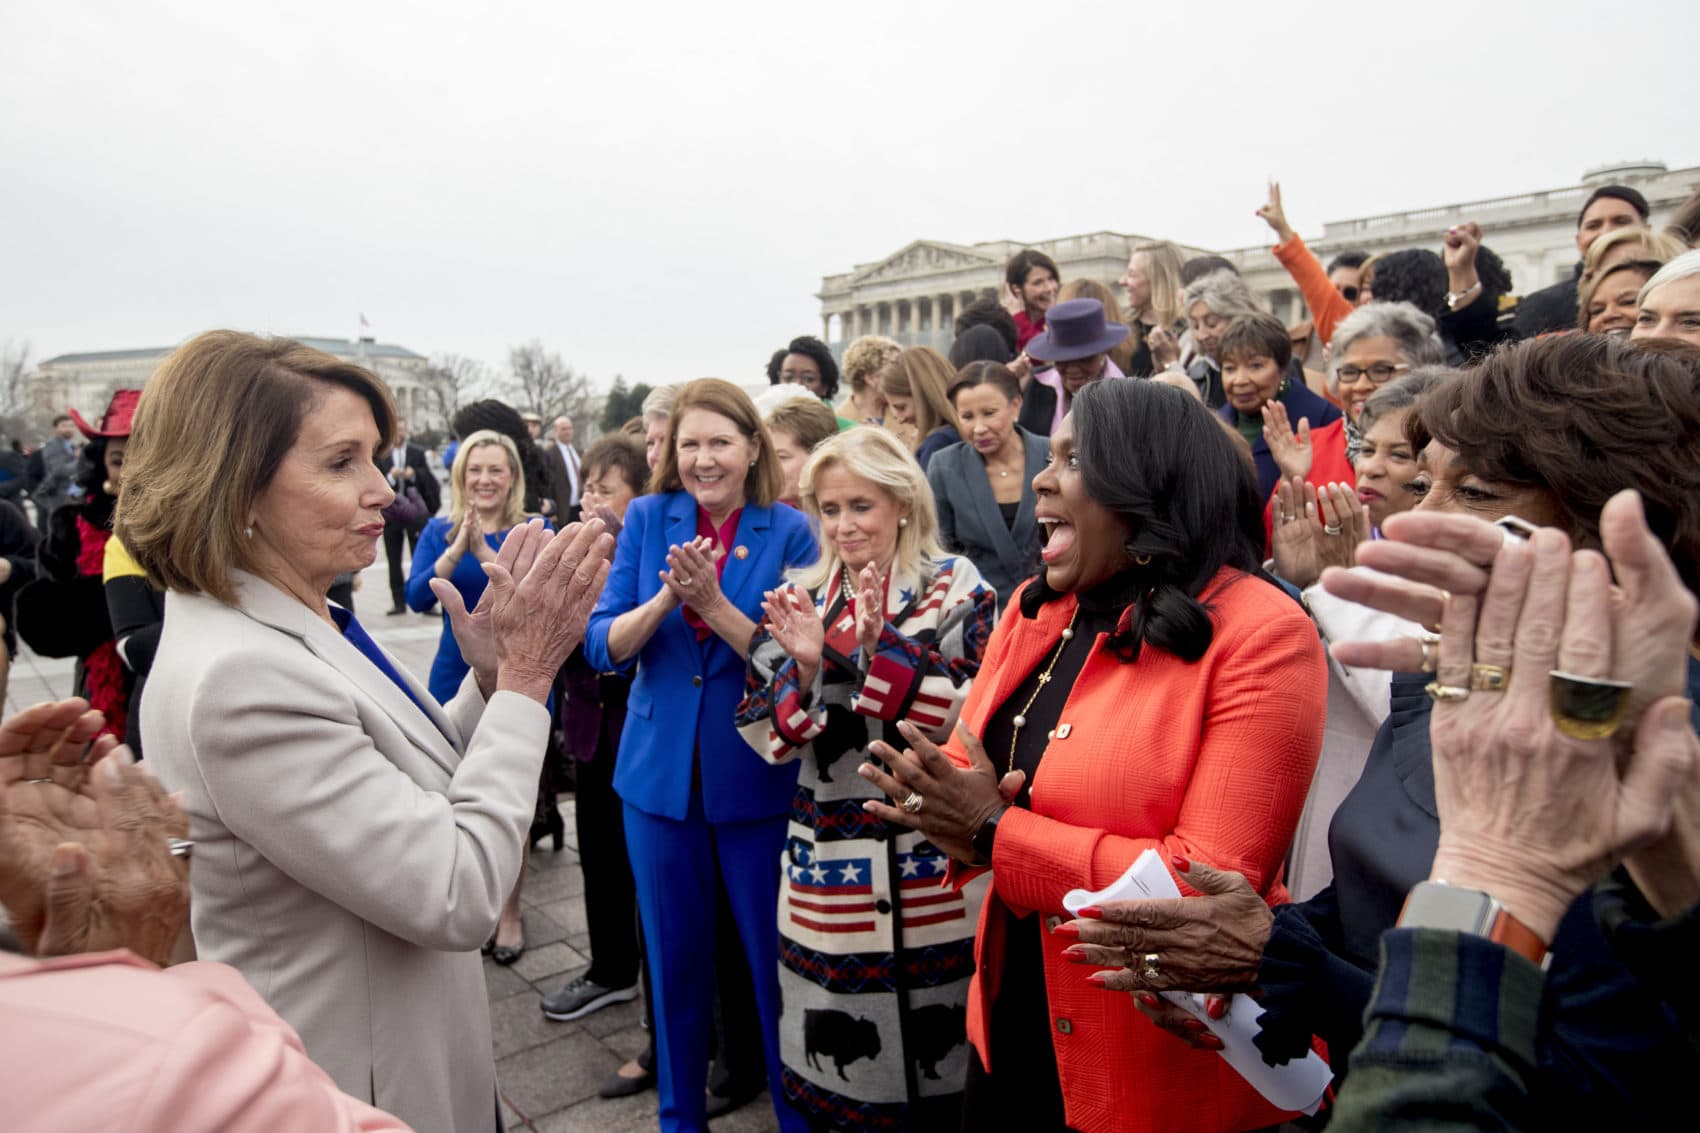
1134;553;1152;566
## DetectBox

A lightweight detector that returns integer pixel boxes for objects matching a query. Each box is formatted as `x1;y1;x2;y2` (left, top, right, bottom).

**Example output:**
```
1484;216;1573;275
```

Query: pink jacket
0;950;411;1132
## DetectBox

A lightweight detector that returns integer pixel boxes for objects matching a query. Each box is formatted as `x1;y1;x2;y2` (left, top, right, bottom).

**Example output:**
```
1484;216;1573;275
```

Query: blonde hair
1582;225;1688;276
792;426;943;592
115;330;395;603
649;379;784;507
841;335;903;395
449;429;527;531
879;347;960;447
1130;241;1187;329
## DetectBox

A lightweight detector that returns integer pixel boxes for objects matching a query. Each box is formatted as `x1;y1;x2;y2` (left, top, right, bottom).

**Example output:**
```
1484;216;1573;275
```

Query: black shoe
541;975;639;1022
529;807;565;852
481;937;494;957
386;605;406;616
598;1059;656;1099
490;937;526;966
704;1082;763;1120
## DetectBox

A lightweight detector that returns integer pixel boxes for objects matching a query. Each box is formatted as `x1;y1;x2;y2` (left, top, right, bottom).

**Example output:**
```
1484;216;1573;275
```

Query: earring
102;480;116;496
1134;553;1152;566
245;524;255;539
898;517;908;527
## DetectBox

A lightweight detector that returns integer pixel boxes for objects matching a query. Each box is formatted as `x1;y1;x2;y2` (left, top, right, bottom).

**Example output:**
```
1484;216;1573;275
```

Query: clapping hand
662;537;725;614
1314;482;1369;574
853;564;885;656
0;699;190;966
1260;401;1313;482
1270;477;1321;589
762;585;825;685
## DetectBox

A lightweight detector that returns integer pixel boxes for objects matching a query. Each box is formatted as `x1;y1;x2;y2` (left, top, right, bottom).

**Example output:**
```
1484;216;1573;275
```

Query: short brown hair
648;378;784;507
116;330;396;603
1419;334;1700;592
880;347;961;442
581;433;648;495
1217;312;1293;371
764;397;839;456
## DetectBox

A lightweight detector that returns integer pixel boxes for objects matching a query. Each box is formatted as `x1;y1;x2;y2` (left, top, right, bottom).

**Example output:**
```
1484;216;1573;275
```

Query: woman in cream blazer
119;332;611;1133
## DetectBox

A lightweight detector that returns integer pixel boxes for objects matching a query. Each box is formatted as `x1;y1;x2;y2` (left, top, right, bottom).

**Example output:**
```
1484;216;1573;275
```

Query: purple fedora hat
1024;299;1130;362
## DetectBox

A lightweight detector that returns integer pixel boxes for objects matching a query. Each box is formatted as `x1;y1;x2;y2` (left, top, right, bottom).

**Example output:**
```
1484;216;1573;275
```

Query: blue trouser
623;795;806;1133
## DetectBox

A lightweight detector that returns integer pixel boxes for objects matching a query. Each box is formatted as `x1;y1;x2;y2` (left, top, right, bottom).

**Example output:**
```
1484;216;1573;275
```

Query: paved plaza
4;553;781;1133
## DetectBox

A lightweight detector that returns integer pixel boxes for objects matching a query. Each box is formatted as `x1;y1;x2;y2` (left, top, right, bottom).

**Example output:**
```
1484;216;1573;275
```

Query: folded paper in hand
1063;849;1331;1116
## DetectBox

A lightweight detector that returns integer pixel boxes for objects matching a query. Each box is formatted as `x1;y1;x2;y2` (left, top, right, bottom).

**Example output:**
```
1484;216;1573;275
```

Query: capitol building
26;336;453;434
815;161;1697;354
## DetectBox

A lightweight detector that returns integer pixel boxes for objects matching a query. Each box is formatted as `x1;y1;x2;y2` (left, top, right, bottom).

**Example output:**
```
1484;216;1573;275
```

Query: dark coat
1256;663;1700;1129
926;430;1048;610
380;442;441;519
1514;265;1582;337
1217;380;1341;499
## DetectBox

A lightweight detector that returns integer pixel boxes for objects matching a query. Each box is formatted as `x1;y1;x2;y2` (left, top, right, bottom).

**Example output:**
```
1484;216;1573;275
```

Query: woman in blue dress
584;379;818;1132
408;426;549;963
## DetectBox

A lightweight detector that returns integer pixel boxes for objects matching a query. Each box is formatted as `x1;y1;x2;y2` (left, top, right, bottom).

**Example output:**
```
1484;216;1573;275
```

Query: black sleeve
410;445;441;515
1440;288;1516;364
35;506;83;584
106;574;165;676
1253;884;1377;1069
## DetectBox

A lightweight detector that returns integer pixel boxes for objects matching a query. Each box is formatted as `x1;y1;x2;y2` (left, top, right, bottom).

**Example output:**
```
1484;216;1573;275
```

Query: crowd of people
2;175;1700;1133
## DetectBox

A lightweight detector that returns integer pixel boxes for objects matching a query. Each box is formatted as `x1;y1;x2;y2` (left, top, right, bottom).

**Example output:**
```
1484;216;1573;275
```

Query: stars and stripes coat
735;553;997;1131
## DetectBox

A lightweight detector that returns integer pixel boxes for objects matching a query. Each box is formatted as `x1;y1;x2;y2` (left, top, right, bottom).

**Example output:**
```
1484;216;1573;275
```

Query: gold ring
1470;664;1511;691
900;791;924;815
1140;952;1161;982
1425;681;1471;703
1548;670;1633;740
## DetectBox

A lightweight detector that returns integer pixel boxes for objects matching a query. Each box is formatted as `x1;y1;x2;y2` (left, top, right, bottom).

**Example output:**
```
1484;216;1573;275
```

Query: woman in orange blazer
860;379;1327;1133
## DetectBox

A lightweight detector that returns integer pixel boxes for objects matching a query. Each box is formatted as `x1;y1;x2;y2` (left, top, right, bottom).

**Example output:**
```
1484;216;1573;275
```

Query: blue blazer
584;491;818;824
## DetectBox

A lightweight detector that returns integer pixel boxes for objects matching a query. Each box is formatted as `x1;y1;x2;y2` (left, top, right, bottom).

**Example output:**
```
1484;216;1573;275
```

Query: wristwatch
971;805;1008;867
1398;880;1550;967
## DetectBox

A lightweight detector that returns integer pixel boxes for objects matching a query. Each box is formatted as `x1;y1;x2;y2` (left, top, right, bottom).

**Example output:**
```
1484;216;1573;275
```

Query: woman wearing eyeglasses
1259;302;1447;544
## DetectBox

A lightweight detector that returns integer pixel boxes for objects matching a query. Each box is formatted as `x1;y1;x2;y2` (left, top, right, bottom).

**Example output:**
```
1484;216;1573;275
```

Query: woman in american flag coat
737;427;998;1131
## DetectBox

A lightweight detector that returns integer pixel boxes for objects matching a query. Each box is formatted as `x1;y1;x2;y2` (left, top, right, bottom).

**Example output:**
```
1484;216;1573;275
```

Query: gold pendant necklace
1006;608;1080;775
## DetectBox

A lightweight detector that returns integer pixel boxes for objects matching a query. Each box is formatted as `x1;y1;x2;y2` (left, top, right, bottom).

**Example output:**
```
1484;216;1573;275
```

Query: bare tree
504;340;595;425
424;352;494;424
0;339;30;417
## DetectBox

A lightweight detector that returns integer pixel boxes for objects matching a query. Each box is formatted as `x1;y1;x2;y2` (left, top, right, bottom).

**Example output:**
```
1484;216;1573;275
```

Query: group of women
16;215;1698;1133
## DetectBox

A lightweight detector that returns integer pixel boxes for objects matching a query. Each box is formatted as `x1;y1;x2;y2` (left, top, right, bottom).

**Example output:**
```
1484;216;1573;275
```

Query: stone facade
819;161;1699;342
28;336;453;433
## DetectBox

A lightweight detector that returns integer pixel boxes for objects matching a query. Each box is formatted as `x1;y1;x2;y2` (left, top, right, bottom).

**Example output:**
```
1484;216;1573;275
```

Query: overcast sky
3;0;1695;394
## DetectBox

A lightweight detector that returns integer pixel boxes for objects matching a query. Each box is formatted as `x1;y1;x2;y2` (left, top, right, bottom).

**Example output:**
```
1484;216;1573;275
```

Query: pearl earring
245;524;255;538
898;517;908;527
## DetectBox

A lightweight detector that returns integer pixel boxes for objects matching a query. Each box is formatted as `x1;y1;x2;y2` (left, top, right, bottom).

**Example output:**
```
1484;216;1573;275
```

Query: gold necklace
1006;608;1080;774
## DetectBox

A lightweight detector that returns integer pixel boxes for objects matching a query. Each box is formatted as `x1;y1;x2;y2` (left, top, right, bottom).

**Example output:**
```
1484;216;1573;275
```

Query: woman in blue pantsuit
584;379;816;1133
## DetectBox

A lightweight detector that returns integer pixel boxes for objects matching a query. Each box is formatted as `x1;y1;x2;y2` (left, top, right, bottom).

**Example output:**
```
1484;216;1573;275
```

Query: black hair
1325;249;1369;274
72;437;116;526
949;324;1014;369
1181;255;1239;286
953;298;1019;356
1475;243;1513;298
948;360;1022;405
451;398;550;514
1578;184;1650;227
1368;249;1447;317
1005;249;1060;291
776;336;840;399
1066;379;1268;663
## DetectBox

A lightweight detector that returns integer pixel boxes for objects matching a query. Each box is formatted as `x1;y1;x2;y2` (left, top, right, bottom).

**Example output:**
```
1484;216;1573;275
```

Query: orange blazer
945;568;1327;1133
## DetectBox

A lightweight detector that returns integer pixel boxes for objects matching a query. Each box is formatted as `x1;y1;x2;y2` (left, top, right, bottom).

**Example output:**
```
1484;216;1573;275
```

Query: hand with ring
858;721;1020;863
663;537;725;613
1270;476;1321;589
0;702;191;966
1314;482;1370;574
1418;509;1696;944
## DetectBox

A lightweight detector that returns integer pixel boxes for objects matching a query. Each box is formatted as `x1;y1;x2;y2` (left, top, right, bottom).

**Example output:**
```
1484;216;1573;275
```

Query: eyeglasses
1336;363;1410;385
1055;356;1104;373
779;372;818;385
1340;286;1360;303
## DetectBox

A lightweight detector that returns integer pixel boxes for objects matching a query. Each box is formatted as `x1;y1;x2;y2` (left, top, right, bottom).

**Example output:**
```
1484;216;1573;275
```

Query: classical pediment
850;240;998;285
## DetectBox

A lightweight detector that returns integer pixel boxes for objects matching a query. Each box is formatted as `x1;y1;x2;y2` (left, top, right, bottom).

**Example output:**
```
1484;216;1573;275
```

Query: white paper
1063;849;1333;1116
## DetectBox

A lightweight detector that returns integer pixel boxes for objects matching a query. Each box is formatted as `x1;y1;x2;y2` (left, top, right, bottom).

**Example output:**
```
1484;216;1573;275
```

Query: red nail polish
1206;998;1227;1021
1060;945;1089;961
1201;1036;1225;1051
1170;855;1191;873
1138;993;1159;1008
1052;922;1080;940
1085;972;1109;987
1182;1019;1206;1033
1077;906;1103;920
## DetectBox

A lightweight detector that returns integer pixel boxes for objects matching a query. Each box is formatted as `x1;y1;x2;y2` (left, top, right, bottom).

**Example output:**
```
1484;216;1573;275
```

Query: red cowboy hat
69;389;143;440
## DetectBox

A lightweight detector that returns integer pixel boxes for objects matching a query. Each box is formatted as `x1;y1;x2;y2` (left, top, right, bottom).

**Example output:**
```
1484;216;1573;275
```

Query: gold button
1055;1017;1073;1035
691;676;703;687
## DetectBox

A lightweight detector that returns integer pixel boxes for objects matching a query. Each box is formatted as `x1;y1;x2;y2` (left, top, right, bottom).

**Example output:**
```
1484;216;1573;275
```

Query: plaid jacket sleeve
1330;927;1545;1132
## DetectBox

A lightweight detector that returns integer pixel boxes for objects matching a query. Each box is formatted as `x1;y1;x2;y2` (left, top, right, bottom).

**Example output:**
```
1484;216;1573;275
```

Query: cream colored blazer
144;571;548;1133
